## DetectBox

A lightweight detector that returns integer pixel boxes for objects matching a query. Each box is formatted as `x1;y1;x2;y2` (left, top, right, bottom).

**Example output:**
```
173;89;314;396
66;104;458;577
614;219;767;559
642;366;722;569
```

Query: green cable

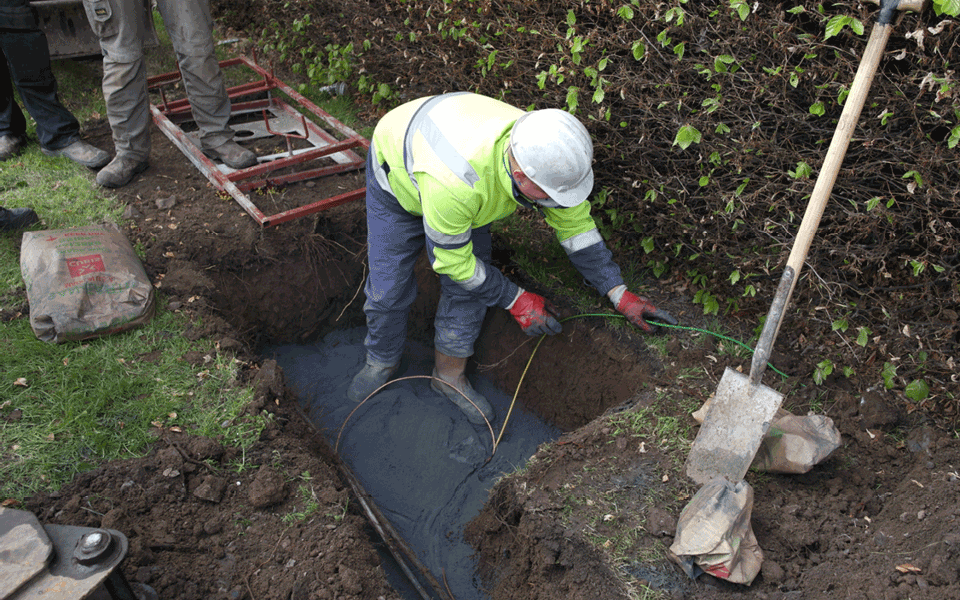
560;313;791;380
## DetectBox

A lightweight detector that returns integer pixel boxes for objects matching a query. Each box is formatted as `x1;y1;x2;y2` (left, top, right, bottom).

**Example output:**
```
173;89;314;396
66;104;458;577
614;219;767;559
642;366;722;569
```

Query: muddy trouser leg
154;0;233;150
428;225;491;359
363;147;423;365
82;0;150;161
0;27;80;149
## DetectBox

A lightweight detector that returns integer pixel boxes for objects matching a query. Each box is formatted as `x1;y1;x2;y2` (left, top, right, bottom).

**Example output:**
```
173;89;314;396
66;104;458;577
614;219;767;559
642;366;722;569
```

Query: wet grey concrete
265;327;562;600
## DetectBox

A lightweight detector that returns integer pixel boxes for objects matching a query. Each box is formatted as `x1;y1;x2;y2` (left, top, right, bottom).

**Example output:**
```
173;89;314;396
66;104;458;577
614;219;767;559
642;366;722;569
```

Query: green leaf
631;41;646;61
566;9;577;26
565;86;580;113
856;327;871;347
948;125;960;149
809;101;825;116
672;125;702;150
824;15;864;40
905;379;930;402
881;362;897;389
617;5;635;20
641;237;655;253
934;0;960;17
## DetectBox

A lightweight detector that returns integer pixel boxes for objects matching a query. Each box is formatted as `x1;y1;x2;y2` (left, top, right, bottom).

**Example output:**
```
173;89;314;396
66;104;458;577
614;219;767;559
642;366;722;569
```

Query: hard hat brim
541;169;593;208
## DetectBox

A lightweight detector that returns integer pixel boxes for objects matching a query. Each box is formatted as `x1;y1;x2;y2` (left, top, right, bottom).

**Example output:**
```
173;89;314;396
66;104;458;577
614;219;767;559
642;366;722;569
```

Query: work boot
204;140;257;169
431;351;495;426
96;155;149;188
41;140;111;169
0;207;40;232
0;135;25;161
347;357;400;402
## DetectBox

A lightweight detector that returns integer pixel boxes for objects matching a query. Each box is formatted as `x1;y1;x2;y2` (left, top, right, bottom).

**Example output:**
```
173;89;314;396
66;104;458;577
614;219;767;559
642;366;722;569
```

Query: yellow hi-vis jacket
371;92;623;308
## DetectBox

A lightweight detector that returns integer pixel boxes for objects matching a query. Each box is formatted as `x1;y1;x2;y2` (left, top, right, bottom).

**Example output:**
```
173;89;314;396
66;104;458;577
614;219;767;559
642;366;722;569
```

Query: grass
0;308;265;499
0;12;290;503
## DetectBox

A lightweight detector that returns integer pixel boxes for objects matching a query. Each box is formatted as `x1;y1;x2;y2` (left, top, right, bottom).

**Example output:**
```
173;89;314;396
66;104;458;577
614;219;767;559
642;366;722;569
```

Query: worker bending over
350;92;677;424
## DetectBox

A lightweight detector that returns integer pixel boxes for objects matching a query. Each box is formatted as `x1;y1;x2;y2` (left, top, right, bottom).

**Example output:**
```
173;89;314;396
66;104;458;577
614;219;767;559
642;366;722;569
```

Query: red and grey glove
508;290;562;336
609;285;678;333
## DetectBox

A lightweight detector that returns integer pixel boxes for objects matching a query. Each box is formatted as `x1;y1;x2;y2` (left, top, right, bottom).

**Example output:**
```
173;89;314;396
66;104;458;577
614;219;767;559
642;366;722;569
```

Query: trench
220;247;657;600
264;327;562;599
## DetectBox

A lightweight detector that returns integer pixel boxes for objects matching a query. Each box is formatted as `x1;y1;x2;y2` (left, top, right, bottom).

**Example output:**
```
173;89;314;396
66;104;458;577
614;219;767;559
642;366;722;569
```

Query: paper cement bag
20;223;155;343
669;479;763;585
753;413;841;474
692;399;841;474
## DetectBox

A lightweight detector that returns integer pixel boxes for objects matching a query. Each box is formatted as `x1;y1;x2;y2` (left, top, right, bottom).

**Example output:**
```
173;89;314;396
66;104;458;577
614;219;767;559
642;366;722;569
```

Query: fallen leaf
14;378;28;387
1;498;21;507
46;433;55;441
896;564;922;574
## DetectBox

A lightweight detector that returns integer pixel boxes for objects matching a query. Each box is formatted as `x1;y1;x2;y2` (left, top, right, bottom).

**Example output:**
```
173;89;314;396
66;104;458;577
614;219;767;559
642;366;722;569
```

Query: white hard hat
509;109;594;207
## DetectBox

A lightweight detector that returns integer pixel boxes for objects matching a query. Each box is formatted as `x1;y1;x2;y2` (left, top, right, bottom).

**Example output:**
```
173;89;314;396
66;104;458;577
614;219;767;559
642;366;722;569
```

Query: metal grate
148;54;368;227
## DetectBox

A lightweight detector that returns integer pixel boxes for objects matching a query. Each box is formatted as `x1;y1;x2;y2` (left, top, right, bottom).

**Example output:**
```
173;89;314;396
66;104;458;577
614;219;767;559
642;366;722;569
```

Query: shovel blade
685;367;784;485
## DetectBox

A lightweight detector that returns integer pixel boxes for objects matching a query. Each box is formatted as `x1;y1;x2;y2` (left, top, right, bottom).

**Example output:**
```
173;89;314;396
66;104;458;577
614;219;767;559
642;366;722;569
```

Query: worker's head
508;109;594;208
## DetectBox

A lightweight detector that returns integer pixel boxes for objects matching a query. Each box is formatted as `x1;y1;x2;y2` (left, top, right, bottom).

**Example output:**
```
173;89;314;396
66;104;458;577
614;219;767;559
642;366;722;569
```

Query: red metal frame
148;55;369;227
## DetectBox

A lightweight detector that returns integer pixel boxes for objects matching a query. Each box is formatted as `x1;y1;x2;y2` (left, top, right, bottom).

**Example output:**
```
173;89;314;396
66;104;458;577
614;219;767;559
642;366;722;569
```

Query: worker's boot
431;351;495;426
347;356;400;402
41;140;111;169
96;155;149;188
0;135;25;162
0;207;39;232
204;140;258;169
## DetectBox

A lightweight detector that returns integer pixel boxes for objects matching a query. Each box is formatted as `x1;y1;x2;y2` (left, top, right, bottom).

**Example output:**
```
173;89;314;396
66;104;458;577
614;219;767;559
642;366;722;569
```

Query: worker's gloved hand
610;285;678;333
508;290;562;336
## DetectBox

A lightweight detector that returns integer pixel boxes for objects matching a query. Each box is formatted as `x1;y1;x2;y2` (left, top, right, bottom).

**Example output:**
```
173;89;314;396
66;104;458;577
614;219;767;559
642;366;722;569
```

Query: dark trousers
0;17;81;150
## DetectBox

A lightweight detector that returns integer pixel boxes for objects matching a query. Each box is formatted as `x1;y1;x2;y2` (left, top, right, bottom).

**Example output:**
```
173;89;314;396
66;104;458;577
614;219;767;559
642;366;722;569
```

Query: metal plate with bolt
0;506;157;600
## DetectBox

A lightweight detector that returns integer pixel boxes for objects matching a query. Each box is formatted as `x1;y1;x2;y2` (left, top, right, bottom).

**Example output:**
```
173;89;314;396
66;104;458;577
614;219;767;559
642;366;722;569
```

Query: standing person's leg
427;227;495;425
0;1;107;166
0;44;28;160
82;0;151;186
347;146;424;402
154;0;255;169
3;27;80;150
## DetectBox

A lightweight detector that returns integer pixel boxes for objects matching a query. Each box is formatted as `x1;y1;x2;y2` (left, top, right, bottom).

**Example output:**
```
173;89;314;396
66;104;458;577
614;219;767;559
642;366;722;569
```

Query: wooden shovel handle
749;14;905;383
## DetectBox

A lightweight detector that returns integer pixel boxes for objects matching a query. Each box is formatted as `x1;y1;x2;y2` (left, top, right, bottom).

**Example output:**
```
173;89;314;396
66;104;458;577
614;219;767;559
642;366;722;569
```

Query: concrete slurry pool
266;327;562;599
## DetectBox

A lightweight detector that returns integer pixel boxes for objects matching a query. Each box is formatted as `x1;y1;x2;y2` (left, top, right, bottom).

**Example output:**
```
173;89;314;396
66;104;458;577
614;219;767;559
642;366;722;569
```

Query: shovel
685;0;927;486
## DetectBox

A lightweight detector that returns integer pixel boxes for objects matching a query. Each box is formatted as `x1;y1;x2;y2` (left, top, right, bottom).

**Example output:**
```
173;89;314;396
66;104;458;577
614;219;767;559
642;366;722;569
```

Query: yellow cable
494;333;547;448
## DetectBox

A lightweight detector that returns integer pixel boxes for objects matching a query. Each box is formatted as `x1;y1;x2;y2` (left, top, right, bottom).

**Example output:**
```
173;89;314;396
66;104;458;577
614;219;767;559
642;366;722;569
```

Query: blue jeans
0;6;81;150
